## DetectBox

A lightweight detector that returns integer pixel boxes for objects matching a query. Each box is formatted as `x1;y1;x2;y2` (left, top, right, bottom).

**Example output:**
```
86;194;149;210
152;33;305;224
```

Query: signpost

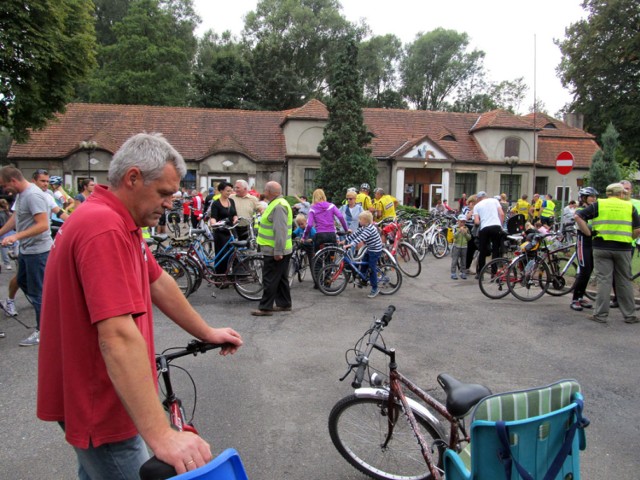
556;151;574;231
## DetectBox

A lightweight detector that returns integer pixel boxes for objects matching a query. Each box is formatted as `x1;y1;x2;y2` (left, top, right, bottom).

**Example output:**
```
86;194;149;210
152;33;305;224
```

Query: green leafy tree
589;123;622;195
0;0;96;142
400;28;484;111
87;0;199;106
190;31;259;109
242;0;363;110
94;0;131;46
315;39;376;204
359;34;405;108
557;0;640;161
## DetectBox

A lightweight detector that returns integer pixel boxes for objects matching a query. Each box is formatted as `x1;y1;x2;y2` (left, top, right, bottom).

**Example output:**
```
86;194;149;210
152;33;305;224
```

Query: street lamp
79;140;98;179
504;156;519;205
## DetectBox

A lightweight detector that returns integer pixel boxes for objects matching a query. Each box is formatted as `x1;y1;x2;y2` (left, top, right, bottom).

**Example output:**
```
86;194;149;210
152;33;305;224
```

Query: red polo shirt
37;185;163;448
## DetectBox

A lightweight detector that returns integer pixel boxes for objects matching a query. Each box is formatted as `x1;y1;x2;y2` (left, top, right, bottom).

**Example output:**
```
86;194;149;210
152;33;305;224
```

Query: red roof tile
470;109;534;132
282;99;328;122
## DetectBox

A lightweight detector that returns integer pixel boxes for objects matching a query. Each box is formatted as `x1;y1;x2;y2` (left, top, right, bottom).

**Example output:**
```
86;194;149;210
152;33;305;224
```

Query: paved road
1;254;638;479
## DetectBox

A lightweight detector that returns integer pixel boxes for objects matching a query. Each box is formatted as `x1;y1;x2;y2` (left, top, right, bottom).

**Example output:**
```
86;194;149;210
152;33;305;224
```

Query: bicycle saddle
437;373;492;418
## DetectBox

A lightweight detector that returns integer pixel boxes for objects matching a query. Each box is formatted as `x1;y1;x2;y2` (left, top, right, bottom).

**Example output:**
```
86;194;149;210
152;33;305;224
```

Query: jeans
17;250;49;330
74;435;150;480
361;250;381;290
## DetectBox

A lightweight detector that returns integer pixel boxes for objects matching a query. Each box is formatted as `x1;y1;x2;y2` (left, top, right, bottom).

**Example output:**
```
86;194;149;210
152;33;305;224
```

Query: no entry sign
556;151;574;175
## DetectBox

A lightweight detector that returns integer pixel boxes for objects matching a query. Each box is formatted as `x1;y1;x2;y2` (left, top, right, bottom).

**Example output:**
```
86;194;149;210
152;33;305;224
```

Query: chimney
563;113;584;130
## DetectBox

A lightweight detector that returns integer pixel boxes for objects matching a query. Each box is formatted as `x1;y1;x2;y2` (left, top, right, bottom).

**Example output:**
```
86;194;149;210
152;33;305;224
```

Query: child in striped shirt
343;211;384;298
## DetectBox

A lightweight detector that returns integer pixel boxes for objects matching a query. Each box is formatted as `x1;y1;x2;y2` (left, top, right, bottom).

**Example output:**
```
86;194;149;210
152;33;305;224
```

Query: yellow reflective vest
542;199;555;218
257;197;293;250
592;197;634;244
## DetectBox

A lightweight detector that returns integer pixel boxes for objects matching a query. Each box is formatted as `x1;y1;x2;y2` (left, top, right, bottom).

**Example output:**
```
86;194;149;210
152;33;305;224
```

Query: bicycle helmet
360;183;370;191
49;176;63;186
578;186;598;197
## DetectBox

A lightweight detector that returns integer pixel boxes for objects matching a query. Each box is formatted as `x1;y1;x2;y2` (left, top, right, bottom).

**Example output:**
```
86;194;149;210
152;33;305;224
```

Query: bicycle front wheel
377;259;402;295
478;257;512;300
233;255;264;301
507;256;550;302
328;395;444;480
395;242;422;278
431;233;448;259
410;234;427;261
317;263;350;296
546;257;578;296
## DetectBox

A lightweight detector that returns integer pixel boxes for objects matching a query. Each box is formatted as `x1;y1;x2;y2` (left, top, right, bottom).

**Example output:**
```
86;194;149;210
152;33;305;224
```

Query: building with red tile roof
8;101;598;209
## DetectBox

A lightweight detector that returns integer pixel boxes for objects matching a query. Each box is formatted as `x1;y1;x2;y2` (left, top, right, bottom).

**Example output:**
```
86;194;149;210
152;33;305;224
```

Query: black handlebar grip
351;362;368;389
381;305;396;326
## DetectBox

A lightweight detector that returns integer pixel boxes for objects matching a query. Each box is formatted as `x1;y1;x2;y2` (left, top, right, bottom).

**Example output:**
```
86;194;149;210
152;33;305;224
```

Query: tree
315;39;376;204
359;34;405;108
190;31;259;109
242;0;363;110
400;28;484;111
86;0;199;106
94;0;131;46
589;123;622;195
556;0;640;161
0;0;96;142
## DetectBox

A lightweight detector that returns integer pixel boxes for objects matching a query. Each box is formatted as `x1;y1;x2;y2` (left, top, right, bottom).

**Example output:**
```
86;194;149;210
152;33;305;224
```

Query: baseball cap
606;183;625;195
476;191;487;198
457;214;467;221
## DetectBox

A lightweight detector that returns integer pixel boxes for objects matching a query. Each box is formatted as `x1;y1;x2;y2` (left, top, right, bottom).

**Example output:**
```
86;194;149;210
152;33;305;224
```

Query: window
535;177;548;196
304;168;318;197
543;122;557;129
454;173;476;200
441;134;456;141
504;137;520;158
556;186;571;203
500;174;521;203
181;169;196;191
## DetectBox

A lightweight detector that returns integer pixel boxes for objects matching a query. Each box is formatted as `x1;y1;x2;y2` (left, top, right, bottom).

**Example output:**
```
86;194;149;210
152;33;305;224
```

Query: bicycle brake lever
339;365;354;382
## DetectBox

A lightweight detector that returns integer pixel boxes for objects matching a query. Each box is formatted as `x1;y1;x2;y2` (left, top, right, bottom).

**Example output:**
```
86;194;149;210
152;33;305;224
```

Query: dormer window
441;134;456;141
504;137;520;158
543;122;557;129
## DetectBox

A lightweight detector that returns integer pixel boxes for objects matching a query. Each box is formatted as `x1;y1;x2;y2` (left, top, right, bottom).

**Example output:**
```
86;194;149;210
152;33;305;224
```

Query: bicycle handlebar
346;306;396;389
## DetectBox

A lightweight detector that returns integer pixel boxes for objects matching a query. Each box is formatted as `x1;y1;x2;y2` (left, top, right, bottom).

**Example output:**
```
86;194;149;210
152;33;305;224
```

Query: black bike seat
231;240;248;248
151;234;169;242
437;373;492;418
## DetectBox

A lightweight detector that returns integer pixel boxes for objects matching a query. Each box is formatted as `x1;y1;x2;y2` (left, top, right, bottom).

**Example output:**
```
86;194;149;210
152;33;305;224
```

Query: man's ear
124;167;141;187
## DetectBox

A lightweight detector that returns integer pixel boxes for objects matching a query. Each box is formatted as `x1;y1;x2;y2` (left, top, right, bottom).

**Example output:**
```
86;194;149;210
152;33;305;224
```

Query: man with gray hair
37;133;243;477
575;182;640;324
230;179;259;240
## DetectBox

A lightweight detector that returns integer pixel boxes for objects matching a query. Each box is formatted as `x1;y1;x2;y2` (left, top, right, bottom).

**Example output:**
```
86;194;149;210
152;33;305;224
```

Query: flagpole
532;34;537;196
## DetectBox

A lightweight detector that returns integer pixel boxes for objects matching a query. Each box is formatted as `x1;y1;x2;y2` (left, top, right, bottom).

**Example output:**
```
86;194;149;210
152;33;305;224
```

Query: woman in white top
339;191;363;232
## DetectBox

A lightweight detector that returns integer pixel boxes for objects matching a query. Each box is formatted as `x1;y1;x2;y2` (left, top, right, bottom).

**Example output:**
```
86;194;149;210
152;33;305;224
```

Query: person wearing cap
450;214;471;279
575;182;640;324
372;187;398;221
356;183;373;212
473;191;504;278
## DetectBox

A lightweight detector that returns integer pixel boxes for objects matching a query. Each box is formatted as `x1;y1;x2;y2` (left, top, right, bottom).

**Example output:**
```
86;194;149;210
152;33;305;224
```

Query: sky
192;0;587;116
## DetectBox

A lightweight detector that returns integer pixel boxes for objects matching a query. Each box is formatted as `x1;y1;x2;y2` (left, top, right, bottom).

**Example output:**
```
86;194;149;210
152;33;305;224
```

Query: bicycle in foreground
139;340;248;480
328;306;587;480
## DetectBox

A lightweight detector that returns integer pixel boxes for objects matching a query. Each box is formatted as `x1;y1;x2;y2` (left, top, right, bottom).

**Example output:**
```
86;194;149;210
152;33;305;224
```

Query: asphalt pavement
1;253;638;479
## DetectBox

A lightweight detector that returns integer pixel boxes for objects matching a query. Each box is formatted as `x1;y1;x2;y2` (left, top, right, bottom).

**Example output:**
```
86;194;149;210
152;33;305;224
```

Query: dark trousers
465;232;479;272
259;254;292;311
572;236;594;301
17;251;49;330
477;225;503;273
313;232;337;285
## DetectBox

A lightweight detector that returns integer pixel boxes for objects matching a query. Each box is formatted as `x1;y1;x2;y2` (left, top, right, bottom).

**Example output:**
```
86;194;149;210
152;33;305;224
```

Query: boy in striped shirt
343;211;384;298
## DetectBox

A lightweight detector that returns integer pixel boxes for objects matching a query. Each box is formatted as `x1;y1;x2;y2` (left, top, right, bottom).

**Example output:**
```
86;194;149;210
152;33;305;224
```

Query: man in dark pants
252;181;293;316
473;191;504;278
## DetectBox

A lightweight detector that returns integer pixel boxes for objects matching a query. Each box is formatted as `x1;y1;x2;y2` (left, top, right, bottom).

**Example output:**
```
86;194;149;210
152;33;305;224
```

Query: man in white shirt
230;180;259;240
473;191;504;278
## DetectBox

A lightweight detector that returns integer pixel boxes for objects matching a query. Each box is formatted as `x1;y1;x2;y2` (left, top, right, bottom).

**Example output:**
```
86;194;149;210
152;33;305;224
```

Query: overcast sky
192;0;587;116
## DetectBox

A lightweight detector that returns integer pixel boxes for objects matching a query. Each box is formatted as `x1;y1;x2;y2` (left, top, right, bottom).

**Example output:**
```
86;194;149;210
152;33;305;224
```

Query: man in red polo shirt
37;133;243;478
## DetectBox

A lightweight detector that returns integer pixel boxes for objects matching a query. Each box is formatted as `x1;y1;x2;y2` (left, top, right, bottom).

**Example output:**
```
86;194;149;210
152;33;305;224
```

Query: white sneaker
19;330;39;347
2;299;17;317
4;264;12;270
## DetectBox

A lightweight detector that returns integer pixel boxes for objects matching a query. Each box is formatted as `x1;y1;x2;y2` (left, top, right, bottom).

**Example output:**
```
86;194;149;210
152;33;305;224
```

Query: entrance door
428;184;443;210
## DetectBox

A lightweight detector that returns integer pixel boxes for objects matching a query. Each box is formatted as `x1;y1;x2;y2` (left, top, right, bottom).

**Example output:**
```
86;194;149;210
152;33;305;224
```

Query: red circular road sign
556;151;574;175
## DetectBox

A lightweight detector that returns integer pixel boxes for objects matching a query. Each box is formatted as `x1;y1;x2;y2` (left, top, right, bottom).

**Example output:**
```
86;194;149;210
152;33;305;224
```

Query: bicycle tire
377;260;402;295
410;234;428;261
156;255;192;298
546;256;578;296
317;262;350;296
233;255;264;301
507;256;550;302
297;253;308;282
328;394;444;480
478;257;512;300
311;245;344;283
431;233;448;259
177;252;203;295
394;242;422;278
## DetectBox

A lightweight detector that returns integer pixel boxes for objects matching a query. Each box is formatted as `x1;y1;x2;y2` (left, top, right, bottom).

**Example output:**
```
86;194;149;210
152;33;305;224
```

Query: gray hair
235;179;249;189
108;133;186;188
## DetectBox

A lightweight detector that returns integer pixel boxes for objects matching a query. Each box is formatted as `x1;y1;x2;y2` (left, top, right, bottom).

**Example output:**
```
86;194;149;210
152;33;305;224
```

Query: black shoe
570;301;583;312
610;300;619;308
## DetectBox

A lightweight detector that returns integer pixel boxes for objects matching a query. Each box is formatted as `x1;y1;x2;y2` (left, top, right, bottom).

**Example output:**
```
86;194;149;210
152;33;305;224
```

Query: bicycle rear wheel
546;256;578;296
297;253;309;282
478;257;512;300
233;255;264;301
431;232;448;259
377;259;402;295
156;255;192;298
410;234;427;261
394;242;422;278
317;262;350;296
507;256;550;302
328;394;444;480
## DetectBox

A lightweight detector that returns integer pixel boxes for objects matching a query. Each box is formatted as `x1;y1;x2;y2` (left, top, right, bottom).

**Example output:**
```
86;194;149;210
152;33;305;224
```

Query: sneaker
4;264;11;271
0;332;5;338
624;317;639;324
2;298;17;317
19;330;39;346
450;274;458;280
587;315;607;324
570;301;583;312
578;298;593;309
460;273;467;279
367;289;379;298
610;300;619;308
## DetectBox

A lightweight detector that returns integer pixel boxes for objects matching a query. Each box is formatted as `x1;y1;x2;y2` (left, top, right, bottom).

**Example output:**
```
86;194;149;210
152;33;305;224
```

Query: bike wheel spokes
318;262;349;296
233;255;264;301
545;257;578;296
478;257;511;300
507;256;550;302
395;242;422;278
157;256;192;298
377;261;402;295
431;232;448;259
329;395;442;480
